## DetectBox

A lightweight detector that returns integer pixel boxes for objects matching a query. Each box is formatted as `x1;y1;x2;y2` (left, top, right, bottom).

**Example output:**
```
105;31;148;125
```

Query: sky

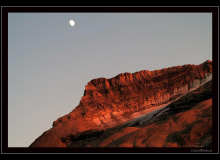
8;13;212;147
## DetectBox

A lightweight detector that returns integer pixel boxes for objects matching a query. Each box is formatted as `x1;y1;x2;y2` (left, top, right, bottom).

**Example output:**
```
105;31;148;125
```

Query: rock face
29;60;212;147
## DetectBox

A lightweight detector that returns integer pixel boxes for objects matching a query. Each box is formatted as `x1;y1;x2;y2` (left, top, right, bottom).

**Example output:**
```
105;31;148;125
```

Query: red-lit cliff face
29;60;212;147
52;60;212;125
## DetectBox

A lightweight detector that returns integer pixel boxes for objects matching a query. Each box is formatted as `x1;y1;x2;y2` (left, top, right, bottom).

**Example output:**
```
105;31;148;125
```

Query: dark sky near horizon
8;13;212;147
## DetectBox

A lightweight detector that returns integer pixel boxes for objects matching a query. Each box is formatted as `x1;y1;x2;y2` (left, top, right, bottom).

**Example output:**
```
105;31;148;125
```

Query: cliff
62;80;213;147
53;60;212;127
29;60;212;147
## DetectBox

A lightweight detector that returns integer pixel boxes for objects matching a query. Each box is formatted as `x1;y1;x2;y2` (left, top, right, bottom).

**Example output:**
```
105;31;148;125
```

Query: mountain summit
29;60;212;147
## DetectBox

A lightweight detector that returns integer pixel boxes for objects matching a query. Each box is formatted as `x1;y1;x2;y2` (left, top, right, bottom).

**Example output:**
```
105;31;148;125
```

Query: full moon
69;20;75;26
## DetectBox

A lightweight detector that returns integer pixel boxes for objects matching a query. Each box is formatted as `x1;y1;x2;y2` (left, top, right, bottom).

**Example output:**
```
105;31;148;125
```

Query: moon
69;20;75;26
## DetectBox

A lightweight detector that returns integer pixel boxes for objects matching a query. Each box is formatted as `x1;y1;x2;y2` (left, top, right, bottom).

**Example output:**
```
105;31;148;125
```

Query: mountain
29;60;212;147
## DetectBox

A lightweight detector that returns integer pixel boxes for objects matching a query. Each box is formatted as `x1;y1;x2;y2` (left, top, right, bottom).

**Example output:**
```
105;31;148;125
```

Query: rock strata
53;60;212;126
29;60;212;147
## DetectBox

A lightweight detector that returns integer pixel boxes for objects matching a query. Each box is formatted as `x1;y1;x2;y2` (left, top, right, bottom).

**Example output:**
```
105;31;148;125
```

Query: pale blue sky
8;13;212;147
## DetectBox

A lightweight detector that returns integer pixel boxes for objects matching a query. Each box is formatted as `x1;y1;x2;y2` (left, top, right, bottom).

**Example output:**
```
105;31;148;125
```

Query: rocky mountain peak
54;60;212;125
29;60;212;148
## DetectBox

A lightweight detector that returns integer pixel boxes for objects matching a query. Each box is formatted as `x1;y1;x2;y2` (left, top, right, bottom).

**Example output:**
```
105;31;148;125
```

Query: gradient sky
8;13;212;147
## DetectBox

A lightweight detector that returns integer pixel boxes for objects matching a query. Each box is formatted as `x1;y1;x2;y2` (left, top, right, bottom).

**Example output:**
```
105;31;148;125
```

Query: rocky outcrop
53;60;212;127
29;60;212;147
60;80;213;147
